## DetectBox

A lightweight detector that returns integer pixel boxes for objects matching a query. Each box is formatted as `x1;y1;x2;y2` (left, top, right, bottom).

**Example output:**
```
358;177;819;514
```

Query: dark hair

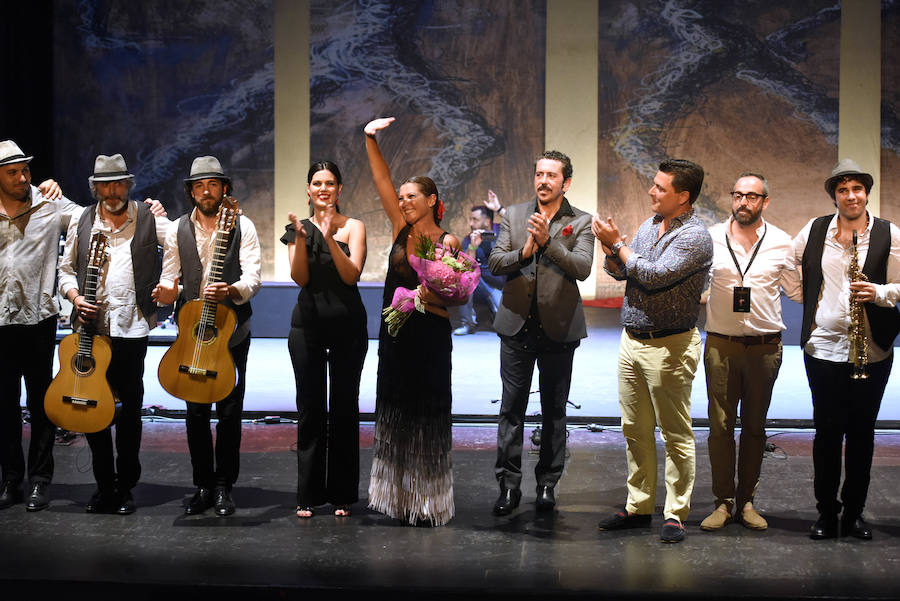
307;160;342;185
736;171;769;197
184;178;230;204
307;160;343;214
403;176;441;223
471;205;494;222
659;158;704;205
535;150;573;181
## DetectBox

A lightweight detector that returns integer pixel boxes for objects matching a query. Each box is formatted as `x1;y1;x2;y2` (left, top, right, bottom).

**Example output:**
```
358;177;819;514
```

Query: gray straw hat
184;156;232;187
824;158;874;199
0;140;33;166
89;154;134;182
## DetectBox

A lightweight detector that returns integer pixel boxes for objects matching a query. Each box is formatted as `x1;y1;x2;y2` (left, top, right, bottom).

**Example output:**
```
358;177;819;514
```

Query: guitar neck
78;264;101;353
199;226;233;326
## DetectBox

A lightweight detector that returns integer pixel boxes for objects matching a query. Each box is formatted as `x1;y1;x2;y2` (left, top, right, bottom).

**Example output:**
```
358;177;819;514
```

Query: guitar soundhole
192;324;218;345
71;355;96;376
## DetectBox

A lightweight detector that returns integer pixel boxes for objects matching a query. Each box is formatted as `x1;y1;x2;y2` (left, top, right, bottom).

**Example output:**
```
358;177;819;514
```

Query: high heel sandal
334;506;351;517
296;506;314;518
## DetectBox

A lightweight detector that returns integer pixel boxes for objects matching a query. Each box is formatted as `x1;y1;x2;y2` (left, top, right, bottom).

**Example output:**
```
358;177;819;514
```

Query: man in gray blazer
488;150;595;515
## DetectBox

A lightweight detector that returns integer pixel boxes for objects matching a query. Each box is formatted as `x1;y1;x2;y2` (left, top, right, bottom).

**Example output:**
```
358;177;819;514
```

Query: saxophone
848;229;869;379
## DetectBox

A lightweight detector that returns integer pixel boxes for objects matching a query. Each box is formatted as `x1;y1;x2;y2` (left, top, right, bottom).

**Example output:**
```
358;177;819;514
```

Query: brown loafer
740;503;768;530
700;504;732;531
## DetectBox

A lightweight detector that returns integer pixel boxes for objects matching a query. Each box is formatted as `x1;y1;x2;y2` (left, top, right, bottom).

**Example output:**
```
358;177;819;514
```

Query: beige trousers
619;328;701;522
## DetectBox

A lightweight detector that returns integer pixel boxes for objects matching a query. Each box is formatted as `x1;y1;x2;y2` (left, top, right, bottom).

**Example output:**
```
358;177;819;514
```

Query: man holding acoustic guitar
154;156;261;517
58;154;171;515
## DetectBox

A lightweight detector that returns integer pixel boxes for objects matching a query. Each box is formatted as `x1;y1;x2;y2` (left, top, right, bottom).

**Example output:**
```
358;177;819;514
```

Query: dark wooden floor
2;422;900;600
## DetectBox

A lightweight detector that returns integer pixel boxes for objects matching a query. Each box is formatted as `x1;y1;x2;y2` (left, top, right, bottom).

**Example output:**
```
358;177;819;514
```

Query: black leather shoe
810;514;839;539
598;508;652;530
841;516;872;540
214;486;235;516
25;482;49;512
116;491;136;515
185;487;214;515
0;480;23;510
85;489;117;514
535;485;556;512
492;488;521;516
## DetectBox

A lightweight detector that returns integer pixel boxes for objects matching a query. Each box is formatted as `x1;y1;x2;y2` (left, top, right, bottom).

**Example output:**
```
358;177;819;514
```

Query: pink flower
562;224;574;237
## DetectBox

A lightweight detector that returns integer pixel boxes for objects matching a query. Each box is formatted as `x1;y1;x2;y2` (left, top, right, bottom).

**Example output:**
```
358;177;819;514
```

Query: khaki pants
619;328;701;522
704;334;782;512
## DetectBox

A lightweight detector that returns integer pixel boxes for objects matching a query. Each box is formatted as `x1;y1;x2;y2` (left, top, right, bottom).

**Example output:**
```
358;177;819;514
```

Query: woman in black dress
364;117;462;526
282;161;367;518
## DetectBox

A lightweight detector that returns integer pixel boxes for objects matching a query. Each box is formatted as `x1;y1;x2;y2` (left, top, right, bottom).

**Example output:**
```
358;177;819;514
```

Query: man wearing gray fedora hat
58;153;171;515
0;139;79;512
154;155;261;517
792;158;900;540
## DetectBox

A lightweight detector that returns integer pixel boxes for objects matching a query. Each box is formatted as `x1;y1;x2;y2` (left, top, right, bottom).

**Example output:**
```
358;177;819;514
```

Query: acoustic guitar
158;197;238;404
44;232;117;434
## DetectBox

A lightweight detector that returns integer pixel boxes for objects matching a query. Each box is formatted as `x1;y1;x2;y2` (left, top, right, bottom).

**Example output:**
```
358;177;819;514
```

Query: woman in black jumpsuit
282;161;367;518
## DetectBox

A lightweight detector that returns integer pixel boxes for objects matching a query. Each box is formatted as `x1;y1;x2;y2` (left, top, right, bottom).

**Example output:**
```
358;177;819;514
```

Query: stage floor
2;422;900;600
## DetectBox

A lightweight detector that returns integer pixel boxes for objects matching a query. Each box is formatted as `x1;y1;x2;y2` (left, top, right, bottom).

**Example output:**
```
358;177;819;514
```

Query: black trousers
804;353;892;518
0;317;57;485
85;336;148;492
289;323;367;507
185;334;251;490
495;332;577;490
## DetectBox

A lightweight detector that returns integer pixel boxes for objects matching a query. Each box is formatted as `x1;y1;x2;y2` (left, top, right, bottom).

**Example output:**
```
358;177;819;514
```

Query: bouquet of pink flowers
382;234;481;336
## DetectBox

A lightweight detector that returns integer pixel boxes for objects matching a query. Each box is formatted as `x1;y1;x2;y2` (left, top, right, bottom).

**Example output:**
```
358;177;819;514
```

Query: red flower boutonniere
562;224;574;237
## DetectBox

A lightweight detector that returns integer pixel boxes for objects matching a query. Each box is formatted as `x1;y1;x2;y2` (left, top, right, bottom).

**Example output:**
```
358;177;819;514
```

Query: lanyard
724;223;766;285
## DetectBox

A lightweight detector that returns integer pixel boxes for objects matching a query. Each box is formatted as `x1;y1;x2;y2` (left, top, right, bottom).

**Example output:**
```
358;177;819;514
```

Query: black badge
733;287;751;313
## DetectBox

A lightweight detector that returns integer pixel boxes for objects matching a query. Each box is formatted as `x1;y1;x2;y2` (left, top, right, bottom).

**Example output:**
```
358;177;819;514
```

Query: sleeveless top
281;219;366;329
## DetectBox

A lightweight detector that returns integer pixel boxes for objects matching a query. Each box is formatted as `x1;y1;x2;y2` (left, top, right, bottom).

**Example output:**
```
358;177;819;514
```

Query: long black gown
282;220;367;508
368;225;454;525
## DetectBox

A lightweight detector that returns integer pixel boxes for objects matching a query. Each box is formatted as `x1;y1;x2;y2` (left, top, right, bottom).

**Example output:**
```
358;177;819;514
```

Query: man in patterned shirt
593;159;713;543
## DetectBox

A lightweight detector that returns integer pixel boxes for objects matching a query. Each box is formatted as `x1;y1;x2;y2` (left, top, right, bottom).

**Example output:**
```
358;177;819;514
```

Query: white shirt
792;212;900;363
59;201;171;337
0;186;81;326
159;208;261;304
706;217;801;336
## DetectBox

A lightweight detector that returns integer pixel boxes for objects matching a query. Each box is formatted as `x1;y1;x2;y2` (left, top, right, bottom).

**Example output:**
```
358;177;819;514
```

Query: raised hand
38;179;62;200
364;117;396;136
288;212;307;238
144;198;167;218
527;212;550;247
485;189;501;213
318;206;339;240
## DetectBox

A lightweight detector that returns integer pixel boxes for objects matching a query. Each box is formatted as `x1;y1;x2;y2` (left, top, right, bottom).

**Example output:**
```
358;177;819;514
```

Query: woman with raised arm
364;117;461;526
281;161;368;519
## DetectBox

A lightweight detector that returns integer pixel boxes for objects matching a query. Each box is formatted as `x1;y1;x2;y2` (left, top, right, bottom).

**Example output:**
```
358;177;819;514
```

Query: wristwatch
610;240;626;257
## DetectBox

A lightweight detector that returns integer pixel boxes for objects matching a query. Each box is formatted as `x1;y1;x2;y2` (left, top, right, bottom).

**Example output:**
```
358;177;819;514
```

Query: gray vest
74;201;162;326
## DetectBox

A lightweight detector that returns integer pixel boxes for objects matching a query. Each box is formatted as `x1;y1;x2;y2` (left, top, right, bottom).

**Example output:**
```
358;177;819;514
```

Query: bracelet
610;240;626;257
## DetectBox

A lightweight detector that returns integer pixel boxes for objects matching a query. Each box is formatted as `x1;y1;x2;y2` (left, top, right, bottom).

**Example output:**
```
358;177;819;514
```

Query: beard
732;206;761;226
101;197;128;214
193;194;221;217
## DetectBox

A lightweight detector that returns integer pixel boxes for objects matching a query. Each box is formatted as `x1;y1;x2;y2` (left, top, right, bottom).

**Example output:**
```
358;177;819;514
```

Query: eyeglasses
730;191;766;202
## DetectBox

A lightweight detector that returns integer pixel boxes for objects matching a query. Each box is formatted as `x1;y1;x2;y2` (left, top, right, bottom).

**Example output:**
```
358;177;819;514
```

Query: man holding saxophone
792;159;900;540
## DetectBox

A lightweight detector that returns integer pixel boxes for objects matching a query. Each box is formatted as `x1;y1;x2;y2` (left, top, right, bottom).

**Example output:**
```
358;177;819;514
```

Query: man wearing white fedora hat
58;153;171;515
154;155;261;517
793;158;900;540
0;139;79;512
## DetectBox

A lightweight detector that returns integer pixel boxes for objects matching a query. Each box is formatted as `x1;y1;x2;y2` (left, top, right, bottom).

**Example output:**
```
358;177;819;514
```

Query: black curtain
1;0;54;180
